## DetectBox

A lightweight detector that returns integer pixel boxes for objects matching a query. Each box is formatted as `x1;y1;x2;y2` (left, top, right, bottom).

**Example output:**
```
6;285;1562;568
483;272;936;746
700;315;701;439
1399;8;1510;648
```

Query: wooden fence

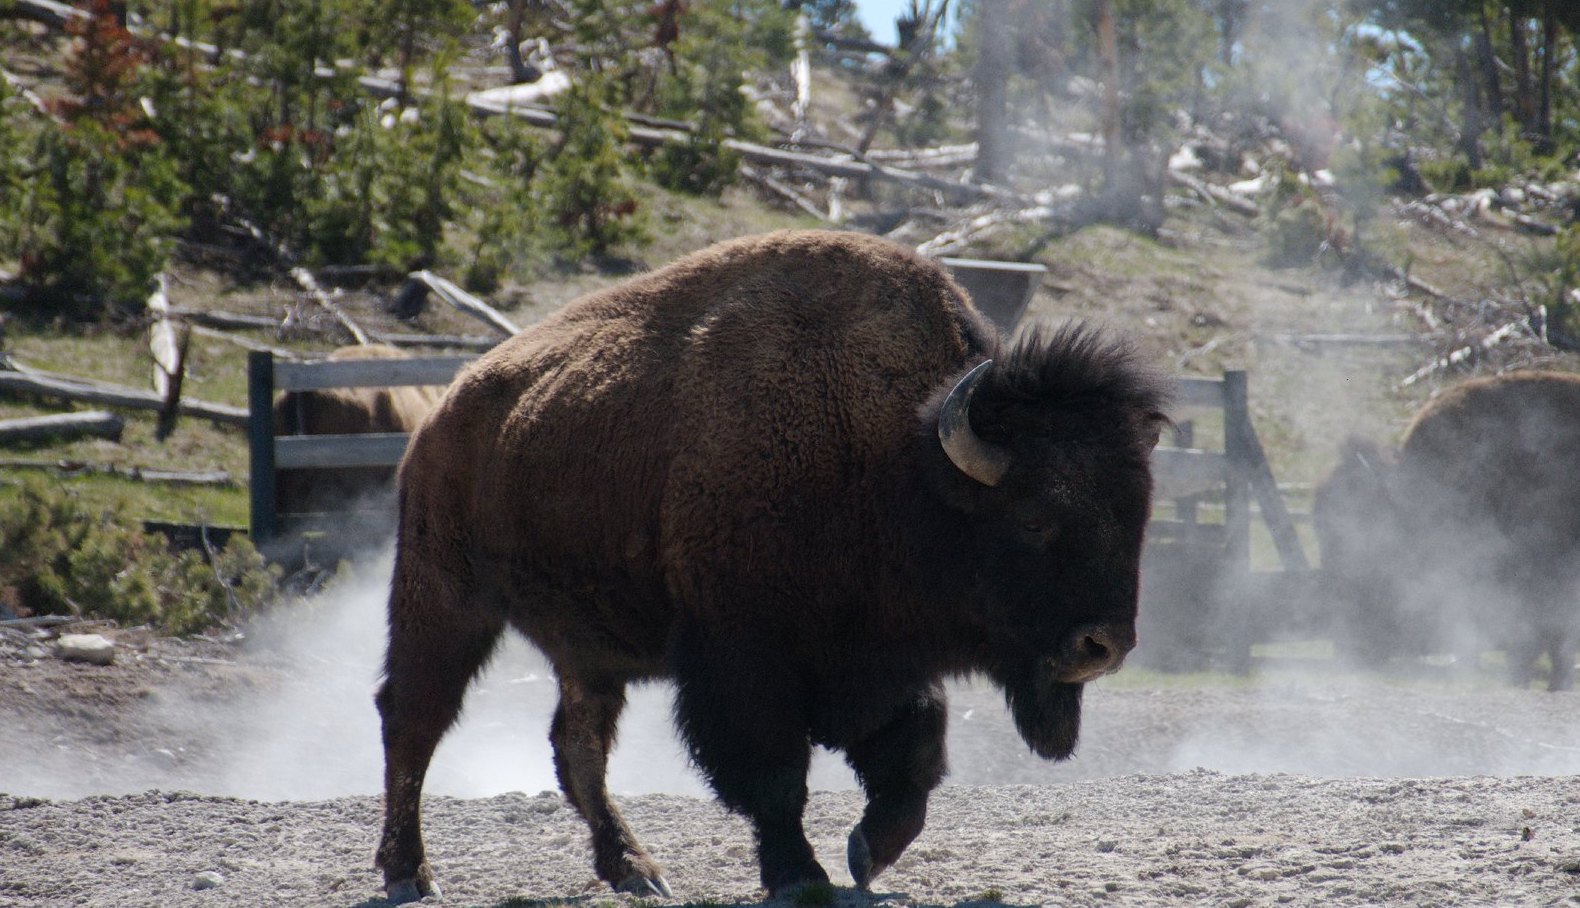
1142;371;1312;671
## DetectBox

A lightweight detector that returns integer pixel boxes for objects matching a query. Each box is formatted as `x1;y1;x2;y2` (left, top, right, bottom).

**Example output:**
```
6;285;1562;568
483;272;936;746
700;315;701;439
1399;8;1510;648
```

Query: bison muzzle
374;230;1169;901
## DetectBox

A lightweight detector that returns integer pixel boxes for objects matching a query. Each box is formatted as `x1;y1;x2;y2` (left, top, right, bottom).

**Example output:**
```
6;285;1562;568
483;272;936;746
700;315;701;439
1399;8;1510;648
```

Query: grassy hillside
5;186;1571;537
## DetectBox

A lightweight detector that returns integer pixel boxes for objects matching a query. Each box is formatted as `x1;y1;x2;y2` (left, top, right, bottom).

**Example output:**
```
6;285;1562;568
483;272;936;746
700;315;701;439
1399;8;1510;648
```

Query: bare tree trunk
1455;46;1484;171
1217;0;1243;68
975;0;1012;182
1475;4;1504;126
1537;0;1556;152
1509;6;1535;134
1095;0;1121;186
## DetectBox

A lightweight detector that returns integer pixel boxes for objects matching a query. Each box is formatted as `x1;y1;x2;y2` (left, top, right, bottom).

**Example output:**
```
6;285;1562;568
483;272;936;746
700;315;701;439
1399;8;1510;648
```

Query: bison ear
938;360;1012;487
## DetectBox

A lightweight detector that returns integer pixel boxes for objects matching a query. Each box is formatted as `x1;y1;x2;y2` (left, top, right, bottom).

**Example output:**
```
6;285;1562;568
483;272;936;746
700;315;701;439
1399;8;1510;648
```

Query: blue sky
854;0;908;39
855;0;957;42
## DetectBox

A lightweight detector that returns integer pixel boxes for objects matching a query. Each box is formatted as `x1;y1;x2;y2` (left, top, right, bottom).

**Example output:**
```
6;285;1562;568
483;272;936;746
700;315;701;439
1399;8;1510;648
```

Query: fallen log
168;307;284;331
1399;319;1529;388
291;267;370;345
1262;332;1423;347
0;615;79;628
1168;170;1259;217
0;411;124;445
187;325;302;359
1509;211;1559;236
739;164;832;223
0;66;55;119
0;371;248;426
465;96;1034;206
0;458;232;484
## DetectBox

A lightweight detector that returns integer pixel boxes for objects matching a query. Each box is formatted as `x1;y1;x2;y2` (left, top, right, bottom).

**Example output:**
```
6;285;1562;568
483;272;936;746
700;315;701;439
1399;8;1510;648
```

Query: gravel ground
5;774;1580;907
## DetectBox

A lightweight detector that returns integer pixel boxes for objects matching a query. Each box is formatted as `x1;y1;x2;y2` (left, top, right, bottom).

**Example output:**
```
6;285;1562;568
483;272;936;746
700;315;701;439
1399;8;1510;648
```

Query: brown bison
374;230;1170;902
1314;371;1580;691
272;344;445;519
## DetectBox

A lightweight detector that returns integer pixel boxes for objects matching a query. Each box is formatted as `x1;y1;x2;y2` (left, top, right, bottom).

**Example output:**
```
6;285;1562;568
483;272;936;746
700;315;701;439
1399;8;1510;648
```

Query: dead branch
1388;265;1451;302
1168;170;1259;217
186;325;302;359
1262;332;1422;347
1399;319;1531;387
0;66;55;120
466;96;1033;205
1394;199;1482;239
405;271;520;336
290;267;370;345
1509;210;1559;236
739;164;831;223
168;307;284;332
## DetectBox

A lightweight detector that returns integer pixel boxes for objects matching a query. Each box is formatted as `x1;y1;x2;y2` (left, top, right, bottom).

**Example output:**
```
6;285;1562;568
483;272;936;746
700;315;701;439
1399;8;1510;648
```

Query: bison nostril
1080;634;1112;664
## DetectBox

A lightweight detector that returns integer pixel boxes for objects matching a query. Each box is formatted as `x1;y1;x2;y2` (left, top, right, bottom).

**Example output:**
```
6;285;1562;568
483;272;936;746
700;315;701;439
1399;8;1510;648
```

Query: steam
11;523;1578;806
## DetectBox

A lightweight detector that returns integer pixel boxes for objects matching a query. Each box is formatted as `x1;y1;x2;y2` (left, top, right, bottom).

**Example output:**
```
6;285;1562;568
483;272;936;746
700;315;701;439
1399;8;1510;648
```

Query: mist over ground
9;546;1578;803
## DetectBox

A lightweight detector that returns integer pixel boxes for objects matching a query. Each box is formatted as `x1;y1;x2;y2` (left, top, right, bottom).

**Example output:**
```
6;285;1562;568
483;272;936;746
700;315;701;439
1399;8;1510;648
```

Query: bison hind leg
551;674;671;897
843;684;948;890
375;587;505;904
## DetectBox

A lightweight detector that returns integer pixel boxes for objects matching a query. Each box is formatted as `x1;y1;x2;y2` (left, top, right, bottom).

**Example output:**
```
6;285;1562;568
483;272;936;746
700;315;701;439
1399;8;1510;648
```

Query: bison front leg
672;622;828;897
551;675;671;897
843;684;948;890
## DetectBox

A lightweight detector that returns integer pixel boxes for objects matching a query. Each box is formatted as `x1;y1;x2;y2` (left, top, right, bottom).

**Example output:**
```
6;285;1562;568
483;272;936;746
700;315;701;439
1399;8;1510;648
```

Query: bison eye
1019;518;1056;540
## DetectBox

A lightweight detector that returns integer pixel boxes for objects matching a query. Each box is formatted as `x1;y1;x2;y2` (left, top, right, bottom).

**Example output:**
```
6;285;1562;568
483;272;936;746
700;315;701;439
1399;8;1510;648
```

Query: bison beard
1003;667;1085;760
374;230;1170;902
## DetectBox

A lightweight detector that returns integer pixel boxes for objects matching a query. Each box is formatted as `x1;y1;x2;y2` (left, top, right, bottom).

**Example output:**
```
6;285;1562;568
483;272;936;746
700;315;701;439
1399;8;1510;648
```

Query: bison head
924;325;1168;760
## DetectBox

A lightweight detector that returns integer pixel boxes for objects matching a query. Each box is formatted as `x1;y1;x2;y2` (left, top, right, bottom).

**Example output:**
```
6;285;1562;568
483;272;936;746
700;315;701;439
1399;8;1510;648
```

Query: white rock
56;634;115;666
192;870;226;890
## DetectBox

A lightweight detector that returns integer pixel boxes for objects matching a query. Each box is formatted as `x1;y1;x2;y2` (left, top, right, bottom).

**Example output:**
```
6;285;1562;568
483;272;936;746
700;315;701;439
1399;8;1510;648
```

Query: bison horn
938;360;1011;486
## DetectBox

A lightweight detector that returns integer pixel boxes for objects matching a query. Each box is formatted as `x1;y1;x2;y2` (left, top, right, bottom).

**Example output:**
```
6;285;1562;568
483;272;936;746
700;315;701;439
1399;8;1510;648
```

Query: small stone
193;870;226;890
56;634;115;666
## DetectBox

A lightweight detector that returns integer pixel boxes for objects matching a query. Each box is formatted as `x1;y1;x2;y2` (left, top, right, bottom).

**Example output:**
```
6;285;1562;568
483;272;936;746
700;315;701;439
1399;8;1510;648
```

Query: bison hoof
616;873;673;899
848;823;875;890
386;876;441;904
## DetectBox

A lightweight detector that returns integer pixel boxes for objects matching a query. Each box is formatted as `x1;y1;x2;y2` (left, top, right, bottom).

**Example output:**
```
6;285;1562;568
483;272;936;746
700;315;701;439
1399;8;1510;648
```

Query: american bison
374;230;1170;902
1314;371;1580;691
272;344;445;520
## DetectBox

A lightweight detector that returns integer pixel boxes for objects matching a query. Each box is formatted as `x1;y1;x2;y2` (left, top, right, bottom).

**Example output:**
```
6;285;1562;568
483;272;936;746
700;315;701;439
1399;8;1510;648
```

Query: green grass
3;326;254;527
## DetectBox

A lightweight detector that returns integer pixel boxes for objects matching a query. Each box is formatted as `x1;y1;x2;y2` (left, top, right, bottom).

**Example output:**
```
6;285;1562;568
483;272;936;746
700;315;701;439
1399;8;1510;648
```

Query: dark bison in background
374;230;1170;902
1314;371;1580;691
271;344;445;519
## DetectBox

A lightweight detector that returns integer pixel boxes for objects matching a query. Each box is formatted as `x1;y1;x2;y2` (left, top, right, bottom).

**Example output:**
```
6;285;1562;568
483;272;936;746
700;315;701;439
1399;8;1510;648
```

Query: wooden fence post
1222;369;1253;673
247;351;276;547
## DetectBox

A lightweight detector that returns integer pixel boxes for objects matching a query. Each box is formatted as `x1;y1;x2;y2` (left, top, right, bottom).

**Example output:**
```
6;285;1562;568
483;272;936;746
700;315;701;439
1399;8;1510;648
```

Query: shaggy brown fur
1315;371;1580;690
374;230;1170;902
271;344;445;519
